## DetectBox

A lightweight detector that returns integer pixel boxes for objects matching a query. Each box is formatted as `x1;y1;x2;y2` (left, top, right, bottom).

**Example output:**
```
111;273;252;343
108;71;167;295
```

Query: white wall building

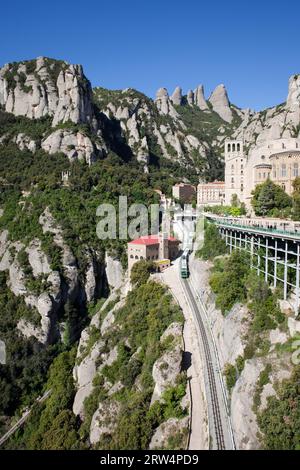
224;137;300;208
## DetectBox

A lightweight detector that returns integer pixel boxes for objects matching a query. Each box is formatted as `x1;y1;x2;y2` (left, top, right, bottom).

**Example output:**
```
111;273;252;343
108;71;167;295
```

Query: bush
130;259;156;287
258;366;300;449
196;223;227;260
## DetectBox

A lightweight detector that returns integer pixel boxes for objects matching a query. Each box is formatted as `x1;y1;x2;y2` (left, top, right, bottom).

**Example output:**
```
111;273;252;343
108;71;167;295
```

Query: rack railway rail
182;279;228;449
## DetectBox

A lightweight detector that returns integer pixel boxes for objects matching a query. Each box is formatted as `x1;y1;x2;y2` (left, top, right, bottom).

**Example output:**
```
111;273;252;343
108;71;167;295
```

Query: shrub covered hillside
4;277;188;450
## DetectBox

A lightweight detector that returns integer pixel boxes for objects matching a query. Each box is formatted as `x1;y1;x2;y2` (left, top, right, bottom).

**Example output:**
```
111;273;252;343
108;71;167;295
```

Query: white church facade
224;137;300;208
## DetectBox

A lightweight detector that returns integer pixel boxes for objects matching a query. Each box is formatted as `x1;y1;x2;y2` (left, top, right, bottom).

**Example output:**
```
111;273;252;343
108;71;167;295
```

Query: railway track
182;279;226;450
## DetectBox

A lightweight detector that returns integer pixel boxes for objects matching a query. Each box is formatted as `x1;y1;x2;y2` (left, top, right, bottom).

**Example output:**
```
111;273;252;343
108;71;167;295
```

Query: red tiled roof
129;235;178;246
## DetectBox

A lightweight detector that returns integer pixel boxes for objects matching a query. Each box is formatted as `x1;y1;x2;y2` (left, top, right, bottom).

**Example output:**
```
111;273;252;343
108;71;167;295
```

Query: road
0;389;51;447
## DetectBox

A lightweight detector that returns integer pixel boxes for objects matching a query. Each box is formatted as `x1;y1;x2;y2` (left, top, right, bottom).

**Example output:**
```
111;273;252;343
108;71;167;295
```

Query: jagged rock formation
209;84;233;123
41;129;107;164
187;90;194;106
95;86;209;171
149;416;189;450
194;84;209;110
151;322;183;404
155;87;179;119
233;74;300;150
0;57;95;127
170;86;182;105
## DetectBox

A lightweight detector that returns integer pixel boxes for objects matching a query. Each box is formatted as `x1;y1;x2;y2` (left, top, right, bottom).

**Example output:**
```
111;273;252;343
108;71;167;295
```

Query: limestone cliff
0;57;95;127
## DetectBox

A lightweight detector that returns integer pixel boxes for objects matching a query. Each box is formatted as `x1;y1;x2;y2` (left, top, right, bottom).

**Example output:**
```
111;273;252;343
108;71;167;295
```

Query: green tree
251;179;292;216
292;176;300;221
196;223;227;260
258;367;300;449
130;260;155;286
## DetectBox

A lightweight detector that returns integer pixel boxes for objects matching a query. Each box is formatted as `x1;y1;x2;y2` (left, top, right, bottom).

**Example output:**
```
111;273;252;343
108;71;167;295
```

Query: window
135;255;138;259
130;255;133;258
231;177;234;183
259;172;261;179
232;143;236;152
237;143;240;152
293;162;299;177
227;143;231;152
263;172;266;179
281;163;287;177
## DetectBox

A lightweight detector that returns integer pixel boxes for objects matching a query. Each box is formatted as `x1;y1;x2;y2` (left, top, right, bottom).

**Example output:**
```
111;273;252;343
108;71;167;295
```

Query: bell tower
224;139;245;205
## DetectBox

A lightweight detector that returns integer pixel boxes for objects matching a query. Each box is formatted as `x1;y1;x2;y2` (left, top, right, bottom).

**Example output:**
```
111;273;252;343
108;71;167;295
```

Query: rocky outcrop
151;322;183;404
105;253;123;290
26;239;51;277
194;84;209;110
233;74;300;148
90;400;121;445
187;90;194;106
14;133;36;152
170;86;182;106
41;129;106;164
209;84;233;123
230;358;264;449
0;57;95;127
149;416;189;450
155;88;179;119
288;317;300;336
137;136;150;169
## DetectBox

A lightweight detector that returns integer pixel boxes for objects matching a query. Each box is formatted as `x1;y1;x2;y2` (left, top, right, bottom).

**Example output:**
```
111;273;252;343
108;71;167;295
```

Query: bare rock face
187;90;194;106
26;239;51;277
194;84;209;110
149;416;189;450
233;74;300;147
209;84;233;123
155;88;179;119
286;74;300;112
105;253;123;290
14;133;37;152
151;322;183;404
231;359;264;450
90;400;121;445
170;86;182;106
137;136;150;169
41;129;106;164
0;57;94;127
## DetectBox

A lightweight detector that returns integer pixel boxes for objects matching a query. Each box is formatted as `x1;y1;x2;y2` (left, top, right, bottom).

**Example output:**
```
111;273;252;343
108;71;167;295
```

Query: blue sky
1;0;300;110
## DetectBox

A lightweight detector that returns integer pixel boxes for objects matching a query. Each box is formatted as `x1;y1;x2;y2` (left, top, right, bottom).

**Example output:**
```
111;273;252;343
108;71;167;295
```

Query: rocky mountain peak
0;57;94;127
170;86;182;105
209;83;233;123
194;84;209;110
187;89;194;106
155;87;179;119
286;74;300;111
